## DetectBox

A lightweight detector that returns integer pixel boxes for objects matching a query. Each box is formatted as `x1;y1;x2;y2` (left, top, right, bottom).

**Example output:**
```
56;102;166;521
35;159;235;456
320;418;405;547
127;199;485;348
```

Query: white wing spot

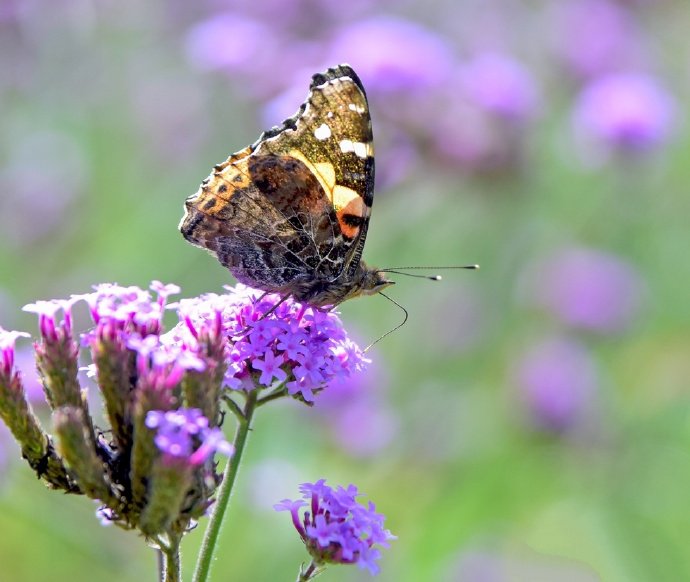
339;139;371;159
348;103;365;114
314;123;332;140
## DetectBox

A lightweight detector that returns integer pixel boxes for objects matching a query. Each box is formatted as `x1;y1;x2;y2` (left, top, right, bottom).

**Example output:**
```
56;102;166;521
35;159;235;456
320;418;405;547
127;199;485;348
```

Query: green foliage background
1;3;689;581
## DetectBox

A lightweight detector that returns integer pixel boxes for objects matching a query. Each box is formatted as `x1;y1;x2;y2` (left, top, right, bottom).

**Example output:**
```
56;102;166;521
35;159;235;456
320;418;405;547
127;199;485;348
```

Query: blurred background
1;1;689;580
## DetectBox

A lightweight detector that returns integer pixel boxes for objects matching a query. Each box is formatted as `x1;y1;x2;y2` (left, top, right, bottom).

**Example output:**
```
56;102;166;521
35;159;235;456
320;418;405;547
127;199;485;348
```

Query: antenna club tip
469;264;480;270
433;275;442;281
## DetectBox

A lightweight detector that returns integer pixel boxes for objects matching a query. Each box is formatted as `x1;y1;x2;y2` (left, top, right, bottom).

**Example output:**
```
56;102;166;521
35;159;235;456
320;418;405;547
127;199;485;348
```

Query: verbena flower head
275;479;395;575
1;282;367;542
4;283;352;539
168;284;368;403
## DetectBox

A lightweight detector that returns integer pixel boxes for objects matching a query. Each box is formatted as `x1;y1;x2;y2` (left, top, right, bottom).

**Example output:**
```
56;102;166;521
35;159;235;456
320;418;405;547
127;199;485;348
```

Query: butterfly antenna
380;270;442;281
364;292;408;353
378;265;479;281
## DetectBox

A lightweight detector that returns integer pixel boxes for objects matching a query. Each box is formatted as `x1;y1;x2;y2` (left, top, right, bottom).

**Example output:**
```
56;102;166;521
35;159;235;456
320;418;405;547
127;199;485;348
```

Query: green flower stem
193;390;258;582
297;560;324;581
256;381;288;407
162;533;182;582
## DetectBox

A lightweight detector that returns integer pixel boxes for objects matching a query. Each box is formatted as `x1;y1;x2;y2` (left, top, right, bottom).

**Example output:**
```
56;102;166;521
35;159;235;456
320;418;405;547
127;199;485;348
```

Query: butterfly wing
179;64;375;292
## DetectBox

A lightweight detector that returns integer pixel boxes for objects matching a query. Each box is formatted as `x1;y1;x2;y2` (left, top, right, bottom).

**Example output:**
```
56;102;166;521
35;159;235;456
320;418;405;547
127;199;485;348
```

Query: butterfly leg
233;294;292;338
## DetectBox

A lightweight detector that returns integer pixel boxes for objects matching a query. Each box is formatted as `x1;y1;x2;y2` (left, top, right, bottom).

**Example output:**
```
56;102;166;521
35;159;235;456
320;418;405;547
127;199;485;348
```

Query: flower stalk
297;560;324;581
193;389;257;582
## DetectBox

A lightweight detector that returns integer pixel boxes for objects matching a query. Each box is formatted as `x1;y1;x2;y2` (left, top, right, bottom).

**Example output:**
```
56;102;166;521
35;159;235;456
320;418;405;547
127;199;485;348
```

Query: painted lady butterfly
180;64;393;308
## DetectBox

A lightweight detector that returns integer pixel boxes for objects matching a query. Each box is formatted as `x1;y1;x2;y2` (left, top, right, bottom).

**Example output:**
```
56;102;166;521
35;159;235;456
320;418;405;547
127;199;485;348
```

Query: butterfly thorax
289;261;393;308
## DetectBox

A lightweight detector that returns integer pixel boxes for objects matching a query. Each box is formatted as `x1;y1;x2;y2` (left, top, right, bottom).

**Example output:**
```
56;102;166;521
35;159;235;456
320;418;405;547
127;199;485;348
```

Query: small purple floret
23;297;79;342
0;327;30;377
275;480;395;575
146;408;234;465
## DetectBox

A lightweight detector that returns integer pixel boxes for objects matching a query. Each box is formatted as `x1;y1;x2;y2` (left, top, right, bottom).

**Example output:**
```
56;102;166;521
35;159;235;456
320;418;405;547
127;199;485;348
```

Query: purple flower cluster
74;282;211;409
168;285;368;403
573;73;675;153
145;408;233;465
2;280;368;538
275;480;395;575
83;280;180;341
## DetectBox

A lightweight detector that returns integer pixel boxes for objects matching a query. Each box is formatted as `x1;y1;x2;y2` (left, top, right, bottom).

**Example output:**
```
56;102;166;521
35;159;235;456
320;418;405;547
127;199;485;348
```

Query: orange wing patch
190;158;253;218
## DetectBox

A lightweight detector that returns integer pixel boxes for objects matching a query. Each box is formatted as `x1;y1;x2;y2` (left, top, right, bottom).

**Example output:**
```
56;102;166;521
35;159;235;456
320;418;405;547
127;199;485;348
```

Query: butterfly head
350;262;395;299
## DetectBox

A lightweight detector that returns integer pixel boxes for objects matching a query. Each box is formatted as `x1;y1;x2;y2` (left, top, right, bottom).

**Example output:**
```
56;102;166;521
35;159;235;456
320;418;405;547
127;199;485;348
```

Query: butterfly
179;64;394;308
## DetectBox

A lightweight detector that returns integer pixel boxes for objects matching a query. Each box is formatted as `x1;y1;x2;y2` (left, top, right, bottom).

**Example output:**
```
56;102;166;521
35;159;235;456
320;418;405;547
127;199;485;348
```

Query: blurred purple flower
185;14;274;73
0;131;87;247
275;480;395;575
13;346;47;405
0;1;22;23
202;0;380;29
572;73;676;153
457;52;538;121
326;17;454;93
449;544;601;581
451;548;505;582
550;0;643;78
331;401;398;458
550;0;642;77
526;247;645;333
0;327;30;380
514;336;598;432
430;91;530;173
315;358;397;457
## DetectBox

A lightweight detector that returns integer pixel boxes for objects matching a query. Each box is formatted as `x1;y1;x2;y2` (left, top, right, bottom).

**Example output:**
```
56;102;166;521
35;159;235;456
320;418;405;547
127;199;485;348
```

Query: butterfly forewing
180;64;377;301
